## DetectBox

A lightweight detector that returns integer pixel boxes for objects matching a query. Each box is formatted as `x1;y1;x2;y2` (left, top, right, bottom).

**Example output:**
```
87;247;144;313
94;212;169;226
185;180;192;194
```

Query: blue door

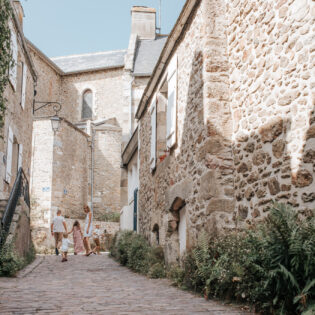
133;188;138;231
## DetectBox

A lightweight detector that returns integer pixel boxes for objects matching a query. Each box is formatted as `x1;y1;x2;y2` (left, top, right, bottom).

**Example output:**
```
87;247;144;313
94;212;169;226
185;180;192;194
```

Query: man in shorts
51;210;68;255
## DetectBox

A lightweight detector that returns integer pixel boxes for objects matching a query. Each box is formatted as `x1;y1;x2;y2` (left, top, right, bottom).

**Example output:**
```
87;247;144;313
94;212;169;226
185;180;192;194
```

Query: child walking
92;224;103;255
61;232;73;262
68;220;85;255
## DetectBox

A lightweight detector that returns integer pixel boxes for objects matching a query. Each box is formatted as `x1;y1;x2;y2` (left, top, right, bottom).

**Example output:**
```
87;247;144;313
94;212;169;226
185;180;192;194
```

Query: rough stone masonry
136;0;314;263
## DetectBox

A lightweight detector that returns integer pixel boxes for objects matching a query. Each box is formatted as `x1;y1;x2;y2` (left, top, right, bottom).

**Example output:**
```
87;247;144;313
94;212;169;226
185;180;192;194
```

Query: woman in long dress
83;205;93;256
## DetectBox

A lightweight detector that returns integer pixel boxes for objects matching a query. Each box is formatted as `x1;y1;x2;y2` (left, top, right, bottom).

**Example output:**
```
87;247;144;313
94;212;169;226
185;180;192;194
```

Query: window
18;143;23;170
166;54;177;149
178;207;186;256
150;97;157;171
9;22;18;91
81;89;93;119
152;224;159;245
21;62;27;109
5;127;14;183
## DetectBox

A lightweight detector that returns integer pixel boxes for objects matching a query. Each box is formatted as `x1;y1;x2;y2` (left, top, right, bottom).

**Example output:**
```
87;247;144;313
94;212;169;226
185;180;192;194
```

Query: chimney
13;1;24;29
131;6;156;40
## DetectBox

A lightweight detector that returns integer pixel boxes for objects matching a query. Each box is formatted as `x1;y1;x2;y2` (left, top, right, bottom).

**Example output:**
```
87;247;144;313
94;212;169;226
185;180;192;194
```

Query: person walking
83;205;93;256
68;220;85;255
51;209;68;255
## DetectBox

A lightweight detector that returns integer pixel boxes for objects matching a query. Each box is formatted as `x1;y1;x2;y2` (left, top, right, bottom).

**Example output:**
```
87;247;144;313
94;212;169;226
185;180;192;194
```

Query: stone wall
93;123;122;219
31;118;90;250
29;45;62;118
228;0;315;222
137;0;314;263
138;1;234;263
61;68;129;137
6;198;32;258
30;119;54;237
51;119;90;219
1;39;35;199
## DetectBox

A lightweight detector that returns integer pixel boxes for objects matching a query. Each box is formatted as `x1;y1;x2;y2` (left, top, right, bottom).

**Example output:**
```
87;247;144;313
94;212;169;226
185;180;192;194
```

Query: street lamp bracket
33;101;62;116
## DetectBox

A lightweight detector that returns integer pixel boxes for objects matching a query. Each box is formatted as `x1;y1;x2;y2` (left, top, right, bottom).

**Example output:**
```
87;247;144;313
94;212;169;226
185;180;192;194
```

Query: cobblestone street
0;254;250;314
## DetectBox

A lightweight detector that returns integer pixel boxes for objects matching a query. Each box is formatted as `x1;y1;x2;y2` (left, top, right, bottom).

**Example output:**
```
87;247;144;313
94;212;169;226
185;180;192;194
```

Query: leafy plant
110;231;166;278
148;262;166;279
167;203;315;314
0;239;23;276
0;0;13;129
99;211;120;222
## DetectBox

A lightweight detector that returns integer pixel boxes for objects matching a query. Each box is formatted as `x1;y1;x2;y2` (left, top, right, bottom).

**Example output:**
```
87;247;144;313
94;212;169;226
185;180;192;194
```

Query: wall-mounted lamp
50;115;61;133
33;97;62;133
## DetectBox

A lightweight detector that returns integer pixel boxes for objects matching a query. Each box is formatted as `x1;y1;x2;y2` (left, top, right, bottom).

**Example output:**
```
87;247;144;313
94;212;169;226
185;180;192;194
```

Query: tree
0;0;13;130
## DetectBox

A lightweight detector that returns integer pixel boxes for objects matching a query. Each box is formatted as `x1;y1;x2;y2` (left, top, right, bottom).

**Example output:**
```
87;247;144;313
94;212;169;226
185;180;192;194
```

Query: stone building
0;1;37;257
127;0;315;263
26;6;167;250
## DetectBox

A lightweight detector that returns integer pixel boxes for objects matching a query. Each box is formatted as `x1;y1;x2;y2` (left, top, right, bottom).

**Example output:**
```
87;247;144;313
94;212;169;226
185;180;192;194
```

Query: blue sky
21;0;186;58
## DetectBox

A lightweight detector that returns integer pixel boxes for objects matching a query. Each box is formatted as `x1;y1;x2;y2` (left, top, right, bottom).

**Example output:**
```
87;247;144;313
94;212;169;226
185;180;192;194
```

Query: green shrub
99;211;120;222
116;230;134;265
127;233;150;273
167;264;185;287
0;241;23;276
148;262;166;279
110;231;166;278
169;203;315;314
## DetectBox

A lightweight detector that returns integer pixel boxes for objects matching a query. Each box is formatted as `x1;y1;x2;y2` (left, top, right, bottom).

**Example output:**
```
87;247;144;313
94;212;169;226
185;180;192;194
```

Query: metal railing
0;168;30;245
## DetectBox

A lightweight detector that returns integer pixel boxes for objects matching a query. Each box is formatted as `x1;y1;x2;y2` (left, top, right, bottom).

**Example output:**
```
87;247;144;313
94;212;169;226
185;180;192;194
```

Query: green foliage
100;211;120;222
170;203;315;314
0;240;23;276
0;0;13;129
148;262;166;279
126;233;150;273
110;230;166;278
167;264;185;287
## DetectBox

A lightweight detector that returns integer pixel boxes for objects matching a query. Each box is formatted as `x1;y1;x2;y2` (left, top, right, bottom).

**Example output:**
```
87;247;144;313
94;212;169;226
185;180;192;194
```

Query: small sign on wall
64;189;68;195
42;187;50;192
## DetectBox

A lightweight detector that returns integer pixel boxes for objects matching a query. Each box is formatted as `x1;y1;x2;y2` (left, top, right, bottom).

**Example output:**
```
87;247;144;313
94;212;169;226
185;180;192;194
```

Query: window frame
166;54;178;150
9;21;18;91
150;96;157;172
81;89;94;120
21;61;27;109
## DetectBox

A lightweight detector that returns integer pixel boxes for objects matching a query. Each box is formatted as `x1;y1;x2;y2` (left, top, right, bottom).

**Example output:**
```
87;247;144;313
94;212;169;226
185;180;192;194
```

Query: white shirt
93;228;101;238
52;215;65;233
61;238;72;252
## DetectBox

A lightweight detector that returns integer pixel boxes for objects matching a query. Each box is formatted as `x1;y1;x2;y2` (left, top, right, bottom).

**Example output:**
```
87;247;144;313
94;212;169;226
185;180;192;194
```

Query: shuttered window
6;127;14;183
18;143;23;170
9;23;18;91
150;98;157;172
166;55;177;149
81;90;93;119
21;62;27;109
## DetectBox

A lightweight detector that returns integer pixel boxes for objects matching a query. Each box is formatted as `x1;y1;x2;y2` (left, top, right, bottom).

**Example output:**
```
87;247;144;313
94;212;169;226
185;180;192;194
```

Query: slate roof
51;50;127;74
133;36;168;76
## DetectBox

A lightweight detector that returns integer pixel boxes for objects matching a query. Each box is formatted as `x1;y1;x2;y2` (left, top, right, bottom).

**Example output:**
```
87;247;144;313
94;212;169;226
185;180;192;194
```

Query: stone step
0;199;8;209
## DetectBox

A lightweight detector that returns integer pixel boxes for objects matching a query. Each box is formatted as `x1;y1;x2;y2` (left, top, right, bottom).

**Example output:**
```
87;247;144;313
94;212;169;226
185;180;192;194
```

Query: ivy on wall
0;0;13;130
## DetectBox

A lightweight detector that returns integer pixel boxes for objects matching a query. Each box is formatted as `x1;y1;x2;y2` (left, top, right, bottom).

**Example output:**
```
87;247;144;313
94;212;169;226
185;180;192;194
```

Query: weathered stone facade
135;0;315;263
0;2;37;258
93;122;122;218
31;118;89;250
228;0;315;222
1;21;36;199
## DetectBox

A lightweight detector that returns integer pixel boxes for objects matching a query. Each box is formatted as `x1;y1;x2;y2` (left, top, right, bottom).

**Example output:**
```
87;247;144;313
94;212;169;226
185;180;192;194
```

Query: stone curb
16;255;44;278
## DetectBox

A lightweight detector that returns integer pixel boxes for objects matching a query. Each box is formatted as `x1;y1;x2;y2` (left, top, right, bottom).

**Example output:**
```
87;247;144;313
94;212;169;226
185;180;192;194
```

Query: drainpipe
90;125;95;216
130;76;134;137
